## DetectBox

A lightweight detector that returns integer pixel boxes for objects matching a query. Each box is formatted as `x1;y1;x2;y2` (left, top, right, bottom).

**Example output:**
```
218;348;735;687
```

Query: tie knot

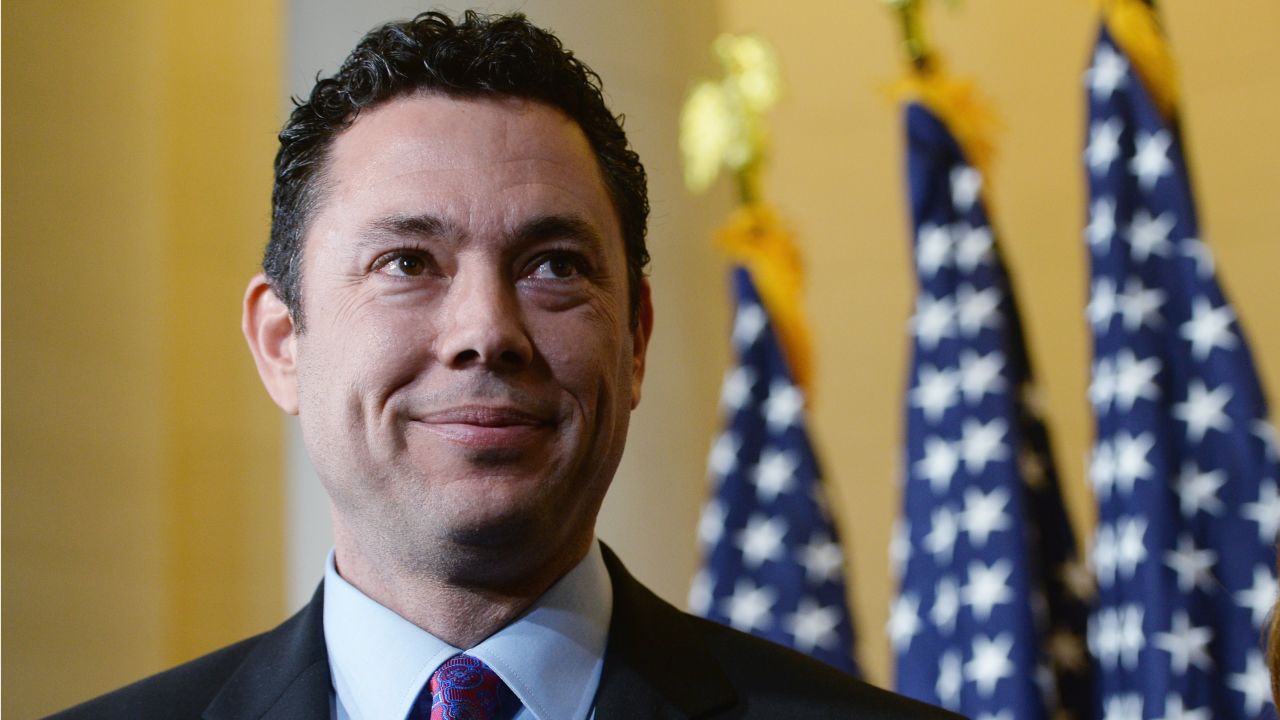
423;655;510;720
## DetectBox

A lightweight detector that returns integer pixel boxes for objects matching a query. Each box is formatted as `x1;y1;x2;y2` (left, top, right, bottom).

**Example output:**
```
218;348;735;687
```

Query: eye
376;251;431;277
528;252;586;280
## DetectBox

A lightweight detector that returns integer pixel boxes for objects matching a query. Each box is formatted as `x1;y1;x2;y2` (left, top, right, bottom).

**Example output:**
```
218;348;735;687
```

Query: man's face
288;94;650;574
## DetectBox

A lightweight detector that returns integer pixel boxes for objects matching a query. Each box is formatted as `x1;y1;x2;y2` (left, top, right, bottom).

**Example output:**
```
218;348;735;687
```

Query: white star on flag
889;593;923;652
720;365;755;412
1102;693;1143;720
698;499;727;546
959;487;1012;547
917;223;954;277
958;350;1006;405
1111;349;1161;412
1180;237;1215;279
1153;611;1213;674
735;514;787;568
708;432;740;478
1175;462;1225;517
687;570;712;615
959;417;1009;474
1117;605;1145;670
1088;277;1119;330
763;380;804;432
1172;379;1233;443
1087;196;1118;251
965;634;1015;697
923;507;959;563
1163;535;1218;593
797;533;844;584
1126;209;1176;263
915;436;960;494
932;575;960;634
1234;564;1279;628
962;559;1014;621
957;284;1002;337
911;365;960;423
1227;651;1274;717
1093;524;1119;589
1087;44;1129;98
1179;297;1237;361
1090;357;1118;412
1089;440;1117;500
1153;694;1210;720
1118;277;1165;332
721;579;776;633
954;225;995;273
937;651;963;709
1113;516;1148;579
752;448;798;502
732;303;766;348
913;294;956;350
1241;478;1280;543
1087;120;1123;174
1129;130;1173;191
1111;430;1155;495
784;598;842;653
951;166;983;211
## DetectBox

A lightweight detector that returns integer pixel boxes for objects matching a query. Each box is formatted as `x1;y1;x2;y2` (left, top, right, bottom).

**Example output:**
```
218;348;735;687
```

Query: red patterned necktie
414;654;512;720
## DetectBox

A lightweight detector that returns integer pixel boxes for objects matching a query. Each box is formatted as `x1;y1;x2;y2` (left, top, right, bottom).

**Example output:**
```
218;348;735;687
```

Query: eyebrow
359;213;454;244
357;212;605;250
513;214;605;249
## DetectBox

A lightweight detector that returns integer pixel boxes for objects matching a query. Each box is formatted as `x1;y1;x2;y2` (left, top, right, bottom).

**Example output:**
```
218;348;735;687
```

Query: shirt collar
324;541;612;720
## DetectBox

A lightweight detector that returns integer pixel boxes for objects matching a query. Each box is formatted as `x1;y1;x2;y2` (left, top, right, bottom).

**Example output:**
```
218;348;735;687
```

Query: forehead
313;92;620;245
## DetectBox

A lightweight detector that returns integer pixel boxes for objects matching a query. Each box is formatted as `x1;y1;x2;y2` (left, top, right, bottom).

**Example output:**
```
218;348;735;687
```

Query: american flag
1083;14;1279;720
891;94;1093;718
689;257;860;675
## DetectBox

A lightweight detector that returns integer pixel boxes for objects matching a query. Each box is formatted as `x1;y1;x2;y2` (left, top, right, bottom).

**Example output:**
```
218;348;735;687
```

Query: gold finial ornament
679;34;781;204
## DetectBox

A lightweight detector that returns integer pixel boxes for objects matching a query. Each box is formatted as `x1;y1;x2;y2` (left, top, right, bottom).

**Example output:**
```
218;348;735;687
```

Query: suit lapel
595;545;738;719
203;586;332;720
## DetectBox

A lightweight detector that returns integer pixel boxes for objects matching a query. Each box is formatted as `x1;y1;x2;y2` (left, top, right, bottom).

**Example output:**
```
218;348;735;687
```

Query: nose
436;266;533;371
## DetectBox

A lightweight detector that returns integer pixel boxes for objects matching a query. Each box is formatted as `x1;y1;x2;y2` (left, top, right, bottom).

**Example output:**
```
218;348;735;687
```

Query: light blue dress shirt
323;541;612;720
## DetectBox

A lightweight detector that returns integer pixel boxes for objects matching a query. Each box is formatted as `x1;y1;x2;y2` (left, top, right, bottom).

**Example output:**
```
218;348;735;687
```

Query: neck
331;522;591;648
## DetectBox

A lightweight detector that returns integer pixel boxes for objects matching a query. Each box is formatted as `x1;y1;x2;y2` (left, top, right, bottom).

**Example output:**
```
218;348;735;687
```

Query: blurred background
4;0;1278;716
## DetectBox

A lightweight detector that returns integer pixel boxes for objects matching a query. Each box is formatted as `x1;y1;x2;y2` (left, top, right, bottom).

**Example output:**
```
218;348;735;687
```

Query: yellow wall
716;0;1280;684
2;1;284;716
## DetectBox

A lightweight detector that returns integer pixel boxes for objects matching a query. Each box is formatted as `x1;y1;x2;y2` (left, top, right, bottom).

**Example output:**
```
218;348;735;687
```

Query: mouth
413;404;556;449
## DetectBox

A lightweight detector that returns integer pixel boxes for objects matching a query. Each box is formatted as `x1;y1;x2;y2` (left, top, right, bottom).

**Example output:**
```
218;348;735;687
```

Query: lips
413;404;555;449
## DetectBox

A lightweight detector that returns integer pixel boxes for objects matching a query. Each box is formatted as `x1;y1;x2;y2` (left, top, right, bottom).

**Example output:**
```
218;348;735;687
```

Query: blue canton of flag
1083;22;1279;720
892;100;1093;719
689;265;860;675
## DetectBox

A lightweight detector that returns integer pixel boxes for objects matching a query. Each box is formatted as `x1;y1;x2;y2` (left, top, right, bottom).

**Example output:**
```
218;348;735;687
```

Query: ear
630;278;654;409
242;273;300;415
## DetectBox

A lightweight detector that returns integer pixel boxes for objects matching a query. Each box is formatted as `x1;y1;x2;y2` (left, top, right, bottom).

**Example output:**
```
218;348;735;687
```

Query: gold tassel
1099;0;1179;119
717;205;815;398
890;61;1001;209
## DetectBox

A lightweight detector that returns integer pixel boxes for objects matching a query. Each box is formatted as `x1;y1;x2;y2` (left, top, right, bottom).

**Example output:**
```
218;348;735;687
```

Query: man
55;12;958;719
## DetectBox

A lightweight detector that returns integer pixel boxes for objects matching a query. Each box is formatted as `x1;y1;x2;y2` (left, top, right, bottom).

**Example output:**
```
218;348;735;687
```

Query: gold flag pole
882;0;934;70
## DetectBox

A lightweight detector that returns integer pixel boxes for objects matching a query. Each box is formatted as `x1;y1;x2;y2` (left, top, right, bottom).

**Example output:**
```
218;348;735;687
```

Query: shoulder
599;545;960;719
47;633;266;720
687;612;961;719
48;588;328;720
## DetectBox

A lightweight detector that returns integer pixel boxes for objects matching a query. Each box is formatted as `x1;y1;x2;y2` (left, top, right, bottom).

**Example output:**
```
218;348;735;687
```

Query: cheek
298;309;434;411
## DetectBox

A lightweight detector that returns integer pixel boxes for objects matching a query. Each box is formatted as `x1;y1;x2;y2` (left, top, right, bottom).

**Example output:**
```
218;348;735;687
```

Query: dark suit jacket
51;546;962;719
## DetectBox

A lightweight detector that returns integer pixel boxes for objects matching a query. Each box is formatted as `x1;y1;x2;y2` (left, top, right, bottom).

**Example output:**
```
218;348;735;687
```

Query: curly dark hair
266;10;650;330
